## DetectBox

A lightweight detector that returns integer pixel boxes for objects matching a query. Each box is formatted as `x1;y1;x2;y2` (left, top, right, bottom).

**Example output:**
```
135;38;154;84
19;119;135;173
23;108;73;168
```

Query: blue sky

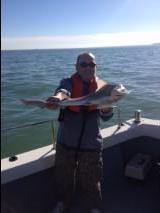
2;0;160;50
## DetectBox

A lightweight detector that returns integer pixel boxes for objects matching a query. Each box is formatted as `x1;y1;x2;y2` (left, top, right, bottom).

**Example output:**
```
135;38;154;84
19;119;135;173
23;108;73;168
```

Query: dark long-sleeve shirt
55;77;113;151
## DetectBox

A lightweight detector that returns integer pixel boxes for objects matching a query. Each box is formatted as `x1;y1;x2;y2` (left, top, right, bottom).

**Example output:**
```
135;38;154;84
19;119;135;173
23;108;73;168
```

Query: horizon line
1;43;157;51
2;31;160;51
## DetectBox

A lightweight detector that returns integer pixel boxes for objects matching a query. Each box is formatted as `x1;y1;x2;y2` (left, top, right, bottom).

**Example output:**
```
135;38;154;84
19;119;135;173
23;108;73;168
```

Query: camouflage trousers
54;143;103;211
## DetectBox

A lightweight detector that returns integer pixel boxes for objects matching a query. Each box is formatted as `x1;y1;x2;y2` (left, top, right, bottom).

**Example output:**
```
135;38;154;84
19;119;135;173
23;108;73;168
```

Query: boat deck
1;137;160;213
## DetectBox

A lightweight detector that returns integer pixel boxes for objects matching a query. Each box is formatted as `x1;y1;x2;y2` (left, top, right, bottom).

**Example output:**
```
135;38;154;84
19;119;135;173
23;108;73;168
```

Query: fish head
109;84;130;101
116;84;130;95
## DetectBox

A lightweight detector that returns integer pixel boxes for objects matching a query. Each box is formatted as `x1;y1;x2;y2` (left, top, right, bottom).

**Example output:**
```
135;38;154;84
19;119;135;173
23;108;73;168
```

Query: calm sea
1;45;160;158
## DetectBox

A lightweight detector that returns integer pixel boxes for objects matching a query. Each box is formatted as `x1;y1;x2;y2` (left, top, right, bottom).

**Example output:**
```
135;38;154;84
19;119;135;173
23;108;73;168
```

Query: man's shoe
90;208;101;213
51;201;64;213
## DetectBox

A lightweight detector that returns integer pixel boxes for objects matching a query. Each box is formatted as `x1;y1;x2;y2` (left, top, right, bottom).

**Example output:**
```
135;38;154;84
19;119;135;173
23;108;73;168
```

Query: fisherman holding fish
22;52;128;213
46;52;121;213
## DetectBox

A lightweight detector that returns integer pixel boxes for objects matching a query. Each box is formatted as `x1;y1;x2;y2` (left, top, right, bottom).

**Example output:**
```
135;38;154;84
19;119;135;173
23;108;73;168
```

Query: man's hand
45;96;60;110
100;107;113;121
45;92;70;110
100;107;113;113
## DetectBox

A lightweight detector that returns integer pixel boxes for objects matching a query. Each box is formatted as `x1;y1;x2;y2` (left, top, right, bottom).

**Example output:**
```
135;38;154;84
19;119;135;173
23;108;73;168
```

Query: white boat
1;110;160;213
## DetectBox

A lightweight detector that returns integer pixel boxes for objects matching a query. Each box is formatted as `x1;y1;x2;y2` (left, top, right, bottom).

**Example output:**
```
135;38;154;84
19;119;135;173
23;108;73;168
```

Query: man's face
76;55;96;82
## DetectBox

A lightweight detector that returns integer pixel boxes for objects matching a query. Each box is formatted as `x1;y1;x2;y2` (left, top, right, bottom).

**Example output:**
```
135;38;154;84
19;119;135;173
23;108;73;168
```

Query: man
46;52;114;213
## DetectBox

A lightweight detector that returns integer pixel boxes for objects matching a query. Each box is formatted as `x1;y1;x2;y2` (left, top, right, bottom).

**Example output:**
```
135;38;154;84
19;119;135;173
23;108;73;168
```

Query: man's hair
76;52;96;64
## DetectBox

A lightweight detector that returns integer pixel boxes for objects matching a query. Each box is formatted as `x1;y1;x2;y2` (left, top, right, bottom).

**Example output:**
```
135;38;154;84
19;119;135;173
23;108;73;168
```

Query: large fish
21;84;129;109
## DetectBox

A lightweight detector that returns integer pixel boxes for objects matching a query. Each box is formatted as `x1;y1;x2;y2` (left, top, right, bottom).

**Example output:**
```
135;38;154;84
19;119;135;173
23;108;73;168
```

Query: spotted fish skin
21;84;129;109
60;84;129;108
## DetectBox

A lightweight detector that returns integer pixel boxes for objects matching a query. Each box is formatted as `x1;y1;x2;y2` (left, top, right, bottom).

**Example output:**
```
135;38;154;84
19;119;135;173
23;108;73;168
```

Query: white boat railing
1;107;143;160
1;119;55;132
1;106;124;132
1;119;58;154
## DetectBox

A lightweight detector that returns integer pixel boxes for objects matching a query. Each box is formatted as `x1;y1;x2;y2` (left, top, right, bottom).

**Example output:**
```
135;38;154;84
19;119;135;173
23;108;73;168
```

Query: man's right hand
46;92;70;110
45;96;61;110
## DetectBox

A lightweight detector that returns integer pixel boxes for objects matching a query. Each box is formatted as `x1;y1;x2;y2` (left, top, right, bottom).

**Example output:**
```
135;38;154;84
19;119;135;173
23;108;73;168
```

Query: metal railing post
51;120;56;149
117;105;123;129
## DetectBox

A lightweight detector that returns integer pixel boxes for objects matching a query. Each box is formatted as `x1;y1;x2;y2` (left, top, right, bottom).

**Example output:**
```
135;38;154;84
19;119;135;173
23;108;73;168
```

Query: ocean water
1;45;160;158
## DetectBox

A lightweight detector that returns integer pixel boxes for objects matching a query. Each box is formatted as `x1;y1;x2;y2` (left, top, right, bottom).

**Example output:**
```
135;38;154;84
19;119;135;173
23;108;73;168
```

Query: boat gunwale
1;117;160;184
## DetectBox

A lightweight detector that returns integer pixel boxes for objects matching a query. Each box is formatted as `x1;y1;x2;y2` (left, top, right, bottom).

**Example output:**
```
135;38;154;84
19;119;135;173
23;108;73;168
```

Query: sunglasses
79;62;96;68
